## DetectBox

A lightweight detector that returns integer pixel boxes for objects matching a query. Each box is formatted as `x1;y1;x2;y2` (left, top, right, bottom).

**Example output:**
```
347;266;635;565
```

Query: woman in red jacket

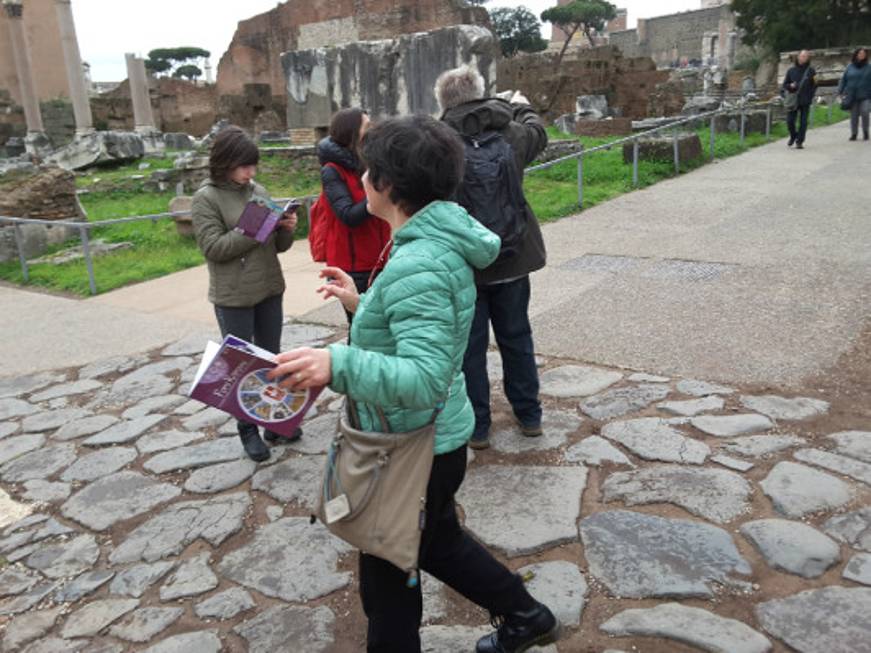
317;108;392;322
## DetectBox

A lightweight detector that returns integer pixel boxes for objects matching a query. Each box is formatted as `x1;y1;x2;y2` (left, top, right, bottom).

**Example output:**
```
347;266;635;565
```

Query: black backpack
455;131;528;263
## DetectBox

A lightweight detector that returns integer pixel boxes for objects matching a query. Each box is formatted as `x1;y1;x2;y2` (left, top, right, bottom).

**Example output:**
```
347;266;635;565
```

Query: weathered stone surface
756;587;871;653
0;567;40;597
0;581;57;616
2;514;48;537
458;466;587;557
0;435;45;466
0;399;39;421
1;444;77;482
235;605;334;652
280;324;336;350
54;569;114;602
741;519;840;578
25;534;99;579
676;379;735;396
181;407;231;431
419;626;557;653
658;396;725;417
823;508;871;552
109;607;184;643
30;380;102;403
110;492;251;563
844;553;871;585
739;395;830;421
21;480;71;503
22;408;89;433
54;415;120;441
140;631;222;653
691;414;773;437
62;471;181;531
60;598;139;638
581;384;670;420
421;572;448;623
3;606;64;652
60;447;137;482
0;422;20;439
109;561;174;598
97;376;173;410
173;400;204;416
519;561;587;627
280;413;336;454
195;587;256;620
601;418;709;464
78;355;142;380
144;437;245;474
159;552;218;600
628;373;669;383
136;429;206;454
250;455;323;507
601;603;771;653
219;518;351;602
719;435;807;457
603;465;752;523
761;462;853;517
580;510;751;599
539;366;622;398
82;414;167;446
18;637;88;653
490;411;581;454
564;436;633;467
162;333;213;357
0;373;55;399
711;455;755;472
122;395;187;420
829;431;871;464
184;458;258;493
794;448;871;485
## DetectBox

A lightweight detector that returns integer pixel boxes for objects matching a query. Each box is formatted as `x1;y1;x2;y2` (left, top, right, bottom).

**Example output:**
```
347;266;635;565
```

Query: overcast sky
72;0;702;81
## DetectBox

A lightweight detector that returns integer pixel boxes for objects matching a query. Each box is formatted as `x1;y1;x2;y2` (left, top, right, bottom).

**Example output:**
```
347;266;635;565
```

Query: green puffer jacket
192;178;294;307
328;200;501;455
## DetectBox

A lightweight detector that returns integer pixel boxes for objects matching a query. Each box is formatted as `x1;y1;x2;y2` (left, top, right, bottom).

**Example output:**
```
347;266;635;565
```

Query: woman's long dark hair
209;126;259;183
852;47;869;66
329;108;368;165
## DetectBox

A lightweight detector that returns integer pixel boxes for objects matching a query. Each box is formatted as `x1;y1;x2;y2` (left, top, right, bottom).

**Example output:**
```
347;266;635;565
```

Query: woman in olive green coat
270;116;561;653
191;126;299;462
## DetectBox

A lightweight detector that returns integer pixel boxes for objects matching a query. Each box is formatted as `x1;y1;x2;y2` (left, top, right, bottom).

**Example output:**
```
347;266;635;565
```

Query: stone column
125;53;157;133
54;0;93;136
3;0;46;146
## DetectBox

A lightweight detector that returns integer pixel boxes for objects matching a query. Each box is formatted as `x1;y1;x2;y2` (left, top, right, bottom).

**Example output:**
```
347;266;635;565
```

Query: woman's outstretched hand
269;348;331;391
318;267;360;314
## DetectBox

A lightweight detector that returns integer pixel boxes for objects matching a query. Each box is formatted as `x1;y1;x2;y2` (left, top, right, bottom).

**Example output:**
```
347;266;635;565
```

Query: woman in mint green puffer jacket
271;115;561;653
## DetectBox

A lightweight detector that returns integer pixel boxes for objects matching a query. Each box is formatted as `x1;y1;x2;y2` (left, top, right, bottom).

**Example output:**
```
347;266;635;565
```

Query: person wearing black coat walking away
782;50;817;149
838;47;871;141
316;108;392;323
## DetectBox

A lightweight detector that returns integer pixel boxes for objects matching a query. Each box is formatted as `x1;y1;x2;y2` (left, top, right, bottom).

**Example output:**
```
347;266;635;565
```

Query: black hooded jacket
441;98;548;285
782;63;817;108
317;137;369;228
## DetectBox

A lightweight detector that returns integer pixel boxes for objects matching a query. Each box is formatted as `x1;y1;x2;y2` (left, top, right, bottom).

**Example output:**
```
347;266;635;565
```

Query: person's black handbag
841;92;854;111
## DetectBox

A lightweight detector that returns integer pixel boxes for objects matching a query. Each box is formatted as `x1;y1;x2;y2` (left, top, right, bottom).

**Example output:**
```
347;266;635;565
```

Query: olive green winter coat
191;179;294;307
328;200;501;455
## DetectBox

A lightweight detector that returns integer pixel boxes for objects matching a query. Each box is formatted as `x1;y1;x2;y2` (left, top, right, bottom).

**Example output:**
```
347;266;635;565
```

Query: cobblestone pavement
0;325;869;653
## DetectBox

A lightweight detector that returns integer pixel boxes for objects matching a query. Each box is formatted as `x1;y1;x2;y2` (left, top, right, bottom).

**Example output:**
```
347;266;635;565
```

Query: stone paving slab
794;448;871;485
760;462;853;518
828;430;871;464
581;384;670;421
520;561;588;627
234;605;335;653
489;411;582;454
690;414;774;437
843;553;871;586
740;519;841;578
601;418;709;464
539;366;623;398
823;508;871;552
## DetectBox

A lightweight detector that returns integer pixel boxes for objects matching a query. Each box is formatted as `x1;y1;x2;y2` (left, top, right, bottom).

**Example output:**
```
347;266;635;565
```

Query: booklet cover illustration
235;199;281;243
189;336;322;438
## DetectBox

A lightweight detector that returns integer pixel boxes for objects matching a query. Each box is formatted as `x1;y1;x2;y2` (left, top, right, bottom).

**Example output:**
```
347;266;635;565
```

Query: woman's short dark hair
361;115;465;217
209;126;259;182
853;47;868;64
329;108;368;162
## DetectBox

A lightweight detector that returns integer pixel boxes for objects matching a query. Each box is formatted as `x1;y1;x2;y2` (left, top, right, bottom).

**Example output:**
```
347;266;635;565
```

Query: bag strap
796;66;812;93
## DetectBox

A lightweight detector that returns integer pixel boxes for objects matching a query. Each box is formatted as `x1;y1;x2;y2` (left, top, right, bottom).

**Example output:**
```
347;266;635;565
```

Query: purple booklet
235;200;280;243
189;336;323;438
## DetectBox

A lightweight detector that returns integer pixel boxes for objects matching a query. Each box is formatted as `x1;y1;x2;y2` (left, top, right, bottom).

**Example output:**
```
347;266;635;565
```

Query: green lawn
0;104;848;296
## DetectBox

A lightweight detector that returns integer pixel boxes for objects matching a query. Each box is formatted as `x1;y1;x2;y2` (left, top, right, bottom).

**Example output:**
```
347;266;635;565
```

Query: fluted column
125;52;157;133
54;0;93;136
3;0;46;140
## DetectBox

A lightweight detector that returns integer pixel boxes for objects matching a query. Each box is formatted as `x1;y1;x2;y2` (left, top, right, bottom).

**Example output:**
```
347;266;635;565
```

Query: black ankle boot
850;134;858;141
476;602;561;653
263;427;302;443
239;425;270;462
864;131;869;141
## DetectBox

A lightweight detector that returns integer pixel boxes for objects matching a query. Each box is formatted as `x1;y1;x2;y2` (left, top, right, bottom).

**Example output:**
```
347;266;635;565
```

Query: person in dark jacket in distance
782;50;817;149
317;108;392;322
838;47;871;141
437;65;548;450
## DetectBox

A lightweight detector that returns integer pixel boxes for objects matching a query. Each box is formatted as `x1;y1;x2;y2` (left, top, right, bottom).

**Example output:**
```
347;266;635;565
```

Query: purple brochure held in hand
189;336;323;438
235;200;280;243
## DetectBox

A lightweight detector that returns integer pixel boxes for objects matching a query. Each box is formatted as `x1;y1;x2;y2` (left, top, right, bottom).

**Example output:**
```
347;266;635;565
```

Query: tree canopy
490;6;549;57
173;64;203;81
144;47;211;78
541;1;617;72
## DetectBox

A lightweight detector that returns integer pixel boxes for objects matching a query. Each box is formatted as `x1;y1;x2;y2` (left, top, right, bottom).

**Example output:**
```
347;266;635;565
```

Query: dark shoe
239;428;270;462
864;132;870;141
850;134;858;141
469;432;491;450
476;602;562;653
796;143;804;149
788;137;795;147
263;427;302;443
520;423;543;438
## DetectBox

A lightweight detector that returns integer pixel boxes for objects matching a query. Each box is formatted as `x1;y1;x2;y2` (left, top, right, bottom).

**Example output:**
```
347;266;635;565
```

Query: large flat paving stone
0;581;58;616
579;510;751;599
711;454;755;472
419;625;557;653
281;323;336;349
675;379;734;396
136;429;206;454
823;507;871;552
141;631;222;653
82;414;167;446
25;534;99;579
760;462;853;518
79;355;144;379
489;411;581;454
719;435;807;457
739;395;829;421
601;603;771;653
281;413;337;454
2;606;64;651
219;517;351;602
756;587;871;653
519;561;588;627
580;384;670;421
60;598;139;638
61;471;181;531
0;567;40;596
0;373;55;399
30;380;102;403
657;395;725;417
250;455;323;508
159;552;217;600
110;492;251;564
601;418;709;464
143;437;245;474
457;466;587;557
60;447;137;482
0;444;77;482
184;458;258;494
22;408;89;433
539;366;623;398
181;407;231;431
108;606;184;643
564;436;633;467
109;561;174;598
234;605;335;653
740;519;840;578
0;422;19;439
844;552;871;585
828;431;871;464
54;415;120;442
21;480;71;503
794;448;871;485
122;395;188;421
691;414;773;437
0;399;39;421
54;569;114;603
195;587;256;620
602;465;752;523
0;434;45;466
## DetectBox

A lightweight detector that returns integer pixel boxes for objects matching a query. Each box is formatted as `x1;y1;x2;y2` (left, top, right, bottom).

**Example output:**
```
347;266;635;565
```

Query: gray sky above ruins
72;0;700;81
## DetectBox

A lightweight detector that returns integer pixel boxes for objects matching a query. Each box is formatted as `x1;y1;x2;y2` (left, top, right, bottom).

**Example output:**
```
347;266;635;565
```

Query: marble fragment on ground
740;519;840;578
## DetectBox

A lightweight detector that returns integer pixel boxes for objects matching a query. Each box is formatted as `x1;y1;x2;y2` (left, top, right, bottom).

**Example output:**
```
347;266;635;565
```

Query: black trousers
345;271;372;327
359;445;535;652
788;105;810;144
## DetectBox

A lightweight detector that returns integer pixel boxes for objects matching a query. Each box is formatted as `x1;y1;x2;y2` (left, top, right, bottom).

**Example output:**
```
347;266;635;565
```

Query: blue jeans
463;276;542;438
